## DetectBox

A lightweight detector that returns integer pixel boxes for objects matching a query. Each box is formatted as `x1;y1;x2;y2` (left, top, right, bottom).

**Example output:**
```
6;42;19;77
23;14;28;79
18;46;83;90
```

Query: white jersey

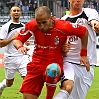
0;20;25;57
61;8;99;65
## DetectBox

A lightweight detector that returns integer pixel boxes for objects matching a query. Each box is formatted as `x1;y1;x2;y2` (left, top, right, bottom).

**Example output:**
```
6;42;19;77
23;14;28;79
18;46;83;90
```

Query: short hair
35;6;51;18
10;5;21;11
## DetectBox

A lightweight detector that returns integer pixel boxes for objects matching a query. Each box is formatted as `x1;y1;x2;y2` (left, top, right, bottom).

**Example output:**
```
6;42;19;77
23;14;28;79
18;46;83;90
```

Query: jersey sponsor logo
35;36;60;49
35;44;57;49
76;18;85;26
68;36;78;42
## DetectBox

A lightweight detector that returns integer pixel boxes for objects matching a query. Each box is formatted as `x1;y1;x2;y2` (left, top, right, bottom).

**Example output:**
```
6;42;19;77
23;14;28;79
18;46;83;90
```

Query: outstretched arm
13;31;31;54
80;29;90;71
62;41;71;56
14;39;30;54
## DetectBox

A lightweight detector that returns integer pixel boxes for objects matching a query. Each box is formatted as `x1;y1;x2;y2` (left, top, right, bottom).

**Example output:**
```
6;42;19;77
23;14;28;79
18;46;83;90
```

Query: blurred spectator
29;0;34;7
15;0;21;5
0;1;5;15
65;7;70;15
29;2;37;12
93;0;97;9
87;1;94;9
6;0;15;9
83;0;89;8
96;0;99;13
18;0;23;7
21;1;29;12
21;0;29;5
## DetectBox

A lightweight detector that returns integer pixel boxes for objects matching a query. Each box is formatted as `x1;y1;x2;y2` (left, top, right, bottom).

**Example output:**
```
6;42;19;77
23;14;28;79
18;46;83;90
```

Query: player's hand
18;46;30;54
25;40;30;46
62;42;71;54
80;56;90;71
93;23;99;32
91;20;99;33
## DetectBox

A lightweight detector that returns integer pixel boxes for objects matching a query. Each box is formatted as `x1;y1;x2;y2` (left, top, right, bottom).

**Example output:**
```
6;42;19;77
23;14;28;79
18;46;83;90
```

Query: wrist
17;46;23;50
80;49;87;56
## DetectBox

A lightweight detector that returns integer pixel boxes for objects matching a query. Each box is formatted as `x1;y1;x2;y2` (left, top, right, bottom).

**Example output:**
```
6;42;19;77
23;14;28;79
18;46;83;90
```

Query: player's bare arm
62;42;71;55
62;42;71;54
80;30;90;71
14;40;30;54
0;32;18;47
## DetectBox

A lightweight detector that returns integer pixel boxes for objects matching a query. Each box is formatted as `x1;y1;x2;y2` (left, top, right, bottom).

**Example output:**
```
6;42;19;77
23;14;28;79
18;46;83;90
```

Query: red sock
45;76;59;99
46;85;56;99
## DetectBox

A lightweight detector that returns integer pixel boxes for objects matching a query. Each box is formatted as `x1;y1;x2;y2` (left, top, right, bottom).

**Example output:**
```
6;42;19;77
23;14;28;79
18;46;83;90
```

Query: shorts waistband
68;62;93;66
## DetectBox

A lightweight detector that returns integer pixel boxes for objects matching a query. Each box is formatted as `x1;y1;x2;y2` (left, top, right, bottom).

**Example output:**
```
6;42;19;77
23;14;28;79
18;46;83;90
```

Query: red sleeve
16;23;32;44
16;31;32;44
64;22;87;38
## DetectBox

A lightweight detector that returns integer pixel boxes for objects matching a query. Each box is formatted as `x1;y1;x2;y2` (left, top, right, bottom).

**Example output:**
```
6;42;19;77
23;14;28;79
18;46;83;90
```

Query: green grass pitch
0;66;99;99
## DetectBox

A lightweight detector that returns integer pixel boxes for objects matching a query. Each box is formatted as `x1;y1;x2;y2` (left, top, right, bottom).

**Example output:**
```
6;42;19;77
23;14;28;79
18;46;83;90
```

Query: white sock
0;79;7;90
54;89;69;99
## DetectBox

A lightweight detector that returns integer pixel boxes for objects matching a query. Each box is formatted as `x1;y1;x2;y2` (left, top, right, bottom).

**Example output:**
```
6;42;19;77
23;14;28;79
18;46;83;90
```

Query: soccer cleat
46;63;60;77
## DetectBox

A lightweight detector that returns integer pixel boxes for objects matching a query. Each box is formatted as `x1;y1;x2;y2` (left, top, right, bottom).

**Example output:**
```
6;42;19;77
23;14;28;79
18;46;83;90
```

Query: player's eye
13;10;20;12
37;22;40;25
42;21;47;24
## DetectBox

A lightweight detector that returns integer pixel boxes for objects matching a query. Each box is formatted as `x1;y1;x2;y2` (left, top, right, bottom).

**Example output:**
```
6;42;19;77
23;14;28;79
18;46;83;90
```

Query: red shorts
20;61;62;96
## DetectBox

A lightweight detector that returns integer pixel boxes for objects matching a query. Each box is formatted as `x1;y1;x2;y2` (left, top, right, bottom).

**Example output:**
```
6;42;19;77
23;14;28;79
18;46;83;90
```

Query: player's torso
2;21;24;57
62;8;97;65
31;25;67;66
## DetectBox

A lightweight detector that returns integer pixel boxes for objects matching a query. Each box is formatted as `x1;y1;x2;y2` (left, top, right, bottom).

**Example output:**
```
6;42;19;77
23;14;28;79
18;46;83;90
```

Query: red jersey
16;19;86;70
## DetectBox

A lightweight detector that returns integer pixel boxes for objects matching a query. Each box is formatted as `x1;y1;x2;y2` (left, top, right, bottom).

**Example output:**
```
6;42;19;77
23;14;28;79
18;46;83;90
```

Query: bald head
35;6;51;18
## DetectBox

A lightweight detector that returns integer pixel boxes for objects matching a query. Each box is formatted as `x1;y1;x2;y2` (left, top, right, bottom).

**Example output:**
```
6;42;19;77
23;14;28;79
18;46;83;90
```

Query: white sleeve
61;15;69;20
0;24;8;40
84;8;99;21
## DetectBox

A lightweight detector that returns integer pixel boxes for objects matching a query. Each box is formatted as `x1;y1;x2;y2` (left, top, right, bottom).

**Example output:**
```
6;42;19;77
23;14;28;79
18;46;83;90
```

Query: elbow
0;41;4;47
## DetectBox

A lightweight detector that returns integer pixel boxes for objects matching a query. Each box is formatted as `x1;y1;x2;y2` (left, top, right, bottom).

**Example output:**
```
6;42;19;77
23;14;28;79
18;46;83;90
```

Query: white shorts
62;62;94;99
4;55;30;79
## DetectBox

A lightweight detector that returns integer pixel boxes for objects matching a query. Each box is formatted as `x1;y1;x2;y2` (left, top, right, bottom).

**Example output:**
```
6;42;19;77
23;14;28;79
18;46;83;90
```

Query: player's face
10;6;21;21
69;0;85;10
36;14;52;32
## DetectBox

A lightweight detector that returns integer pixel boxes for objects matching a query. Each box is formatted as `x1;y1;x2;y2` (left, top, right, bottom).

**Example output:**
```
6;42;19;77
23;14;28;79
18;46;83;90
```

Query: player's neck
12;19;20;23
69;8;82;16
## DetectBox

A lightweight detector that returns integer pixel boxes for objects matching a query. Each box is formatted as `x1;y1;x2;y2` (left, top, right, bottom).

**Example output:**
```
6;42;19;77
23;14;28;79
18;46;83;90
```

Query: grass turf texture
0;66;99;99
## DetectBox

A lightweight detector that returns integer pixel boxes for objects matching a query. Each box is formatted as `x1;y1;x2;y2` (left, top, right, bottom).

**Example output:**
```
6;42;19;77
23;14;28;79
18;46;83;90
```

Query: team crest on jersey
76;18;85;25
54;36;59;45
